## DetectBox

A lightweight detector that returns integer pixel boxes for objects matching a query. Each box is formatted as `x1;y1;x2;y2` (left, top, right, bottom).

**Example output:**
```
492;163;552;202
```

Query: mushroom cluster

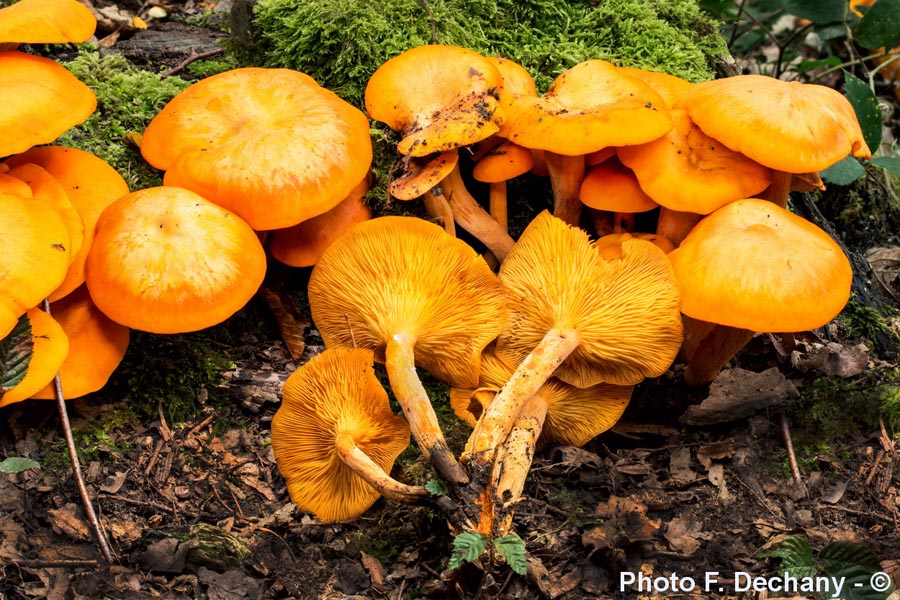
265;44;867;551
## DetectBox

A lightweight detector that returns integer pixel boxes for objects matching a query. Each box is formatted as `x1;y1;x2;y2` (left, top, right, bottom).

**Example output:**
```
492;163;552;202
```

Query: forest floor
1;0;900;599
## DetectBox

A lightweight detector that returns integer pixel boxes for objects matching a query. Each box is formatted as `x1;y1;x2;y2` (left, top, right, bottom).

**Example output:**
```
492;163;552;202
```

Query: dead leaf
198;567;262;600
669;447;699;484
526;553;552;596
47;503;91;541
867;246;900;303
583;496;660;551
100;470;128;494
137;537;199;573
697;440;735;470
792;342;869;378
821;480;848;504
359;551;385;590
680;368;799;425
664;516;704;556
548;566;582;599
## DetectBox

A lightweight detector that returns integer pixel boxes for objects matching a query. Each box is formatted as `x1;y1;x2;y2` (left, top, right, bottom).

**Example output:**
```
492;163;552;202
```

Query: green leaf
825;564;894;600
870;156;900;177
0;457;41;474
820;541;882;573
425;480;447;496
493;534;528;575
448;532;489;571
784;0;846;23
854;0;900;49
0;314;33;393
760;535;815;565
797;56;842;72
843;70;883;154
821;156;867;185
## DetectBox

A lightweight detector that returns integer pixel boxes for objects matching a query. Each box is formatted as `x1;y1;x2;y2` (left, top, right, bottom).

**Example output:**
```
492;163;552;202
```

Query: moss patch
58;50;191;191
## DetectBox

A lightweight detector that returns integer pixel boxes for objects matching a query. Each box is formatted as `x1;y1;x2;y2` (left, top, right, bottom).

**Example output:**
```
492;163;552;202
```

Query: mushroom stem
656;207;702;247
441;165;515;261
545;152;585;227
385;333;469;485
335;432;433;505
682;323;755;386
613;212;635;233
466;328;580;467
489;182;508;232
491;393;549;537
422;190;456;236
759;170;792;209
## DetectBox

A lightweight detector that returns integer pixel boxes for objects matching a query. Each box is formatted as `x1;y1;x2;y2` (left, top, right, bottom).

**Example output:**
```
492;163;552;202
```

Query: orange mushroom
668;198;853;386
308;216;508;485
678;75;870;208
0;51;96;159
271;347;425;522
3;146;130;302
31;285;130;400
85;186;267;334
142;68;373;231
0;308;68;408
579;158;659;234
472;140;534;232
0;0;96;45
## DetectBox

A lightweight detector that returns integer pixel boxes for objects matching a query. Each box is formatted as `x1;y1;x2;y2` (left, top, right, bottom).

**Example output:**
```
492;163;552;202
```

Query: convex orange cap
85;186;266;334
0;0;95;44
142;68;373;231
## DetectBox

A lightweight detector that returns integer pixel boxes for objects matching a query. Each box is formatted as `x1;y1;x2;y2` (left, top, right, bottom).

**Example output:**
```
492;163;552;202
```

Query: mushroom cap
142;68;373;231
616;66;693;109
617;109;773;214
0;190;70;338
271;347;411;522
472;141;534;183
489;56;538;139
495;211;683;387
3;146;130;302
388;150;458;201
0;51;96;159
0;0;96;44
450;346;632;447
270;172;373;267
595;232;675;258
0;308;69;408
502;60;673;156
7;162;85;261
84;186;267;334
679;74;871;172
365;45;505;157
579;159;659;213
31;285;130;400
308;216;508;388
668;198;853;332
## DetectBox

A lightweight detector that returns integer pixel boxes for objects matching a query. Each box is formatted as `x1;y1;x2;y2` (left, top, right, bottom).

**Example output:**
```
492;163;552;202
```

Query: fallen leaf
664;516;703;556
697;440;735;470
100;470;128;494
137;537;199;573
198;567;262;600
669;447;699;484
360;551;386;589
47;504;91;542
680;368;799;425
821;480;848;504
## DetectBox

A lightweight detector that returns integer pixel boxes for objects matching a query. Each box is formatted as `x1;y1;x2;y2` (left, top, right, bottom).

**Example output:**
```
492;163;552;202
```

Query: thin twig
10;559;98;569
42;300;114;568
779;413;804;487
162;48;225;78
418;0;437;44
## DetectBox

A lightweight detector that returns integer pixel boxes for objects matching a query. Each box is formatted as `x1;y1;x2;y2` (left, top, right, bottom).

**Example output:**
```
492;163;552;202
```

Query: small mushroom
271;347;425;522
85;186;267;334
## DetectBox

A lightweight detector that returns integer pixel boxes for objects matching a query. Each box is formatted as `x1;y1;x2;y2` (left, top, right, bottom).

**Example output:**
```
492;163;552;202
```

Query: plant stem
42;299;114;568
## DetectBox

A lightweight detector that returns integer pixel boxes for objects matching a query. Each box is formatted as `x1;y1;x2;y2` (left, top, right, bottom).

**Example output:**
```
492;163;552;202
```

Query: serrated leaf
760;536;816;570
825;564;894;600
784;0;846;23
0;314;33;393
493;534;528;575
820;541;882;573
821;156;867;185
0;457;41;473
854;0;900;49
448;532;489;571
843;70;883;154
425;480;447;496
870;156;900;177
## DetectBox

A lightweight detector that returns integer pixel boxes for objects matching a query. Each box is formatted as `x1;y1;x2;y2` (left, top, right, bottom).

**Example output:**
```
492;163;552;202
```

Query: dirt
1;1;899;599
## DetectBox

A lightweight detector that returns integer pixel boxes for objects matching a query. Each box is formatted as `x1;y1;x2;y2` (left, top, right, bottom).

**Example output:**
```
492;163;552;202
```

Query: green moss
836;294;899;345
58;50;191;191
248;0;727;110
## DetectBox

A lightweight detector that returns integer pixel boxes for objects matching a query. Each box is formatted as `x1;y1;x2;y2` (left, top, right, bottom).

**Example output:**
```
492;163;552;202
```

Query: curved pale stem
545;152;585;227
466;328;580;469
491;394;549;537
489;182;508;232
335;432;432;505
759;170;792;209
385;332;469;485
423;190;456;236
442;165;515;261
